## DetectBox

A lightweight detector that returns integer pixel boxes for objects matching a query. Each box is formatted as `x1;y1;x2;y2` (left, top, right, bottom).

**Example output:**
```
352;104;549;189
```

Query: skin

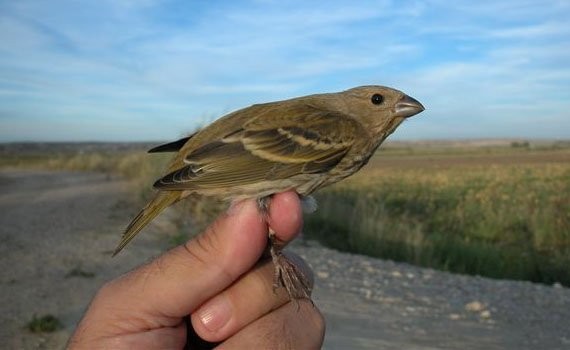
111;85;424;302
68;192;325;349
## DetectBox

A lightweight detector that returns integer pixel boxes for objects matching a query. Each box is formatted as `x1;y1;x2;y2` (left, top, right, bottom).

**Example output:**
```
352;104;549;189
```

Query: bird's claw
269;239;312;302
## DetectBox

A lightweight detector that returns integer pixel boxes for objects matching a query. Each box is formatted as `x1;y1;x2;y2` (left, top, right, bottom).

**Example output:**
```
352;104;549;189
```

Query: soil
1;170;569;349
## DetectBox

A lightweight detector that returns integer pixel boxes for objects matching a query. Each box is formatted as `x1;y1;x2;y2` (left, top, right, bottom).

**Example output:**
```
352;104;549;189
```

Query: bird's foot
269;231;312;301
257;195;312;303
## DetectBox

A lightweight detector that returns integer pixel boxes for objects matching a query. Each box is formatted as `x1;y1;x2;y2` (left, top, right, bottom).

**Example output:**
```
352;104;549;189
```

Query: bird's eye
371;93;384;105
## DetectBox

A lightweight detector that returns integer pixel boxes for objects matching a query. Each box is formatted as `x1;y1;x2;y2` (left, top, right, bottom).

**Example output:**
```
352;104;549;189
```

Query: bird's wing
153;109;361;190
147;132;197;153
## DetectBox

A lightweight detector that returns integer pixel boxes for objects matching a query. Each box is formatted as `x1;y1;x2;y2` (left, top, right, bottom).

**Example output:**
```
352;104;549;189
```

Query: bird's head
336;85;424;136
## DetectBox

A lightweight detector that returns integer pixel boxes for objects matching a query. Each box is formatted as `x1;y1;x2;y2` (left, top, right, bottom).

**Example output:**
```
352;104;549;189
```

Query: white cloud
0;0;569;141
489;21;570;39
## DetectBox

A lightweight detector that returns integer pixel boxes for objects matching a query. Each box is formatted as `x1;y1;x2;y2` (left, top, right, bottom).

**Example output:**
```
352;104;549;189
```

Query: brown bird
113;85;424;300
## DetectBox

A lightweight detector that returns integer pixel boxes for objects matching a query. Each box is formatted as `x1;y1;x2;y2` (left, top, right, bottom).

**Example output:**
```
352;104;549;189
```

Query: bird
113;85;424;300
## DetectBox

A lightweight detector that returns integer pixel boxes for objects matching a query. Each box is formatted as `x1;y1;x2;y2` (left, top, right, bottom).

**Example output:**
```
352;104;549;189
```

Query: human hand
68;192;325;349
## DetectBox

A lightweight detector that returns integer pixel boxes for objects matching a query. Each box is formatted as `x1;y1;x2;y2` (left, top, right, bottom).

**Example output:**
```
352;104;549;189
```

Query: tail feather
112;191;180;256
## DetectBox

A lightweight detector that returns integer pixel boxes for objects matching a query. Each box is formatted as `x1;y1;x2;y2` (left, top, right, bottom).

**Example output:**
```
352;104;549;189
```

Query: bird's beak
394;95;425;118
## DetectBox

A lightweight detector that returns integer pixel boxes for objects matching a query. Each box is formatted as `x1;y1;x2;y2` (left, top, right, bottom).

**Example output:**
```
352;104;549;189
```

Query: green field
306;142;570;286
2;141;569;286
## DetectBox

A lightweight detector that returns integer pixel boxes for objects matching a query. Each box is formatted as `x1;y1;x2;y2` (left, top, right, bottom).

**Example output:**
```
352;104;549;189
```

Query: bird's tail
112;191;180;256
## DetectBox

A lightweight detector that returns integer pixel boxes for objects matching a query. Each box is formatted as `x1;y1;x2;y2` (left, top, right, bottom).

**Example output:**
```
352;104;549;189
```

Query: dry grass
3;142;569;285
306;147;570;285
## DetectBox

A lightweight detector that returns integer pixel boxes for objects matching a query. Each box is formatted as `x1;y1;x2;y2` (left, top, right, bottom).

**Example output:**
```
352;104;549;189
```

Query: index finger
96;192;303;326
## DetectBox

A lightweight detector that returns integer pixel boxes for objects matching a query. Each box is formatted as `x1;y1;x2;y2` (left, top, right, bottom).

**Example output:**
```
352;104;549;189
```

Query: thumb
108;199;268;319
72;192;303;345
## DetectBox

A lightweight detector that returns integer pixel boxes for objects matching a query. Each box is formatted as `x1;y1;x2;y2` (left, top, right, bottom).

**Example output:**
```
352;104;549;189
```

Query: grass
26;314;63;333
3;141;569;286
65;266;96;279
0;145;170;201
305;147;570;286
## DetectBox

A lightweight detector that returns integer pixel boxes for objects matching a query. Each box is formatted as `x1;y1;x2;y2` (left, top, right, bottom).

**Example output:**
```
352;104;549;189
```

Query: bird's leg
268;228;312;301
257;196;312;301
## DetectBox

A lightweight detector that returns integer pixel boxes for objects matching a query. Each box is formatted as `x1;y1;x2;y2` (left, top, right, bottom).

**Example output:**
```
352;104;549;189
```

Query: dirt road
0;170;165;349
1;170;569;349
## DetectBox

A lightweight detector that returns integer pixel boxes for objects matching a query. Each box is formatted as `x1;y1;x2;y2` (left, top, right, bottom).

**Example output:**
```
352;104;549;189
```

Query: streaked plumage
113;85;424;299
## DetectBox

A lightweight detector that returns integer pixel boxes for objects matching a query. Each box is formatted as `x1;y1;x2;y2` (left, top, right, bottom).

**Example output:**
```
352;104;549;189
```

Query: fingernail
197;295;232;332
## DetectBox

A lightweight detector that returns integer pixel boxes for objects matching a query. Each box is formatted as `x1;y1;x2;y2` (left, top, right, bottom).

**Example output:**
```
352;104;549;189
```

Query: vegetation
26;314;62;333
306;146;570;286
2;141;569;286
0;144;170;200
65;266;96;279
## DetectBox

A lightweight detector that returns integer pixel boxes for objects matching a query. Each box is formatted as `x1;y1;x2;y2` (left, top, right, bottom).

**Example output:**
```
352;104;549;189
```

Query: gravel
293;240;570;349
1;170;569;349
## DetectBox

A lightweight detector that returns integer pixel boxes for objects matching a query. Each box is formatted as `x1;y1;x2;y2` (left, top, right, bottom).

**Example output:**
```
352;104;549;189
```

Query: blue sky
1;0;569;141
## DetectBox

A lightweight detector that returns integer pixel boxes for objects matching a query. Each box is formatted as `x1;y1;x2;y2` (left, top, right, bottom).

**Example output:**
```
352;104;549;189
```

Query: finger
267;191;303;245
191;251;314;342
217;300;325;350
90;192;304;331
93;199;266;331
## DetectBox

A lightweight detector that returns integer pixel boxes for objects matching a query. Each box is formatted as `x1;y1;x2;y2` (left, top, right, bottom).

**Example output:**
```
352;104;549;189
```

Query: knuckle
275;301;326;349
268;318;296;350
181;223;233;283
309;306;326;346
183;222;221;267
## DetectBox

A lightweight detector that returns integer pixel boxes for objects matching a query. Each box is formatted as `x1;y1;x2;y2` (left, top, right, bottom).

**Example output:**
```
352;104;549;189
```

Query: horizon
2;137;568;145
1;1;569;142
